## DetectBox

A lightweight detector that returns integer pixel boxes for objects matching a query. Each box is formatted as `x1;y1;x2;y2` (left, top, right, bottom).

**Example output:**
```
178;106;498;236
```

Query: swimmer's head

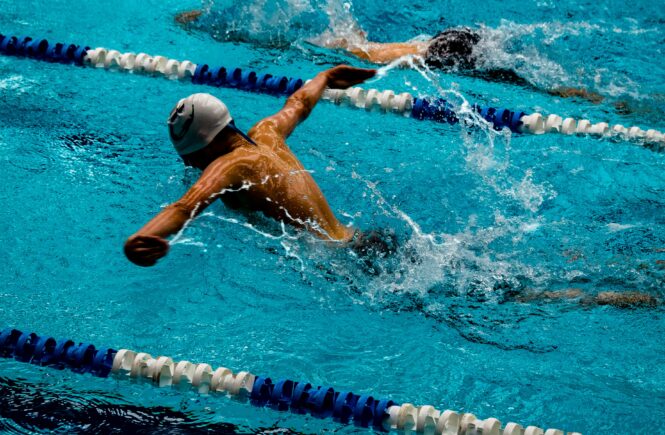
425;28;480;70
167;93;255;167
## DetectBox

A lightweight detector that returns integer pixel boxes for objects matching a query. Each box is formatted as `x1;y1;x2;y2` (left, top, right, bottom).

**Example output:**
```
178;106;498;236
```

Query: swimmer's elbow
286;94;314;114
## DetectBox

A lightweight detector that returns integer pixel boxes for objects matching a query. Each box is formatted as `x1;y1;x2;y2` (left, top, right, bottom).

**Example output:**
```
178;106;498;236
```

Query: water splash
472;21;574;89
290;167;559;352
472;19;661;98
201;0;328;46
347;170;549;300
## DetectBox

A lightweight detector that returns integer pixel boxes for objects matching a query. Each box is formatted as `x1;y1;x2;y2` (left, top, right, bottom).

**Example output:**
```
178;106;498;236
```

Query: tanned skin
332;40;428;64
124;65;376;267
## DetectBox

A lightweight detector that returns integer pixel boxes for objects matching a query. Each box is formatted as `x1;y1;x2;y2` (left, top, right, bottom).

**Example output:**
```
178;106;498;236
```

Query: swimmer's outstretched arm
260;65;376;138
321;38;427;64
547;87;604;104
124;157;250;267
348;43;427;64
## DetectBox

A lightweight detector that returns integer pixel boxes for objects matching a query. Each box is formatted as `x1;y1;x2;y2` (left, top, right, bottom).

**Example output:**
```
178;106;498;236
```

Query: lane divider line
1;327;581;434
1;33;662;150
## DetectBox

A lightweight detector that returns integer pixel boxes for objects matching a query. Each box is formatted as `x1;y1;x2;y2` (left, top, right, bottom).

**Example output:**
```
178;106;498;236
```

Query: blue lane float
0;327;579;435
250;376;395;430
0;328;115;377
0;34;88;64
0;327;397;431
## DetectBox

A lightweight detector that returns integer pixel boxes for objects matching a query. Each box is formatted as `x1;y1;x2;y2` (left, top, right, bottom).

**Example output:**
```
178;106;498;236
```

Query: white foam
606;223;635;233
0;75;33;94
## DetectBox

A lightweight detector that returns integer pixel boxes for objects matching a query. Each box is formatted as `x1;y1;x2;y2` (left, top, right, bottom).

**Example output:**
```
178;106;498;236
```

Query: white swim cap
167;93;233;156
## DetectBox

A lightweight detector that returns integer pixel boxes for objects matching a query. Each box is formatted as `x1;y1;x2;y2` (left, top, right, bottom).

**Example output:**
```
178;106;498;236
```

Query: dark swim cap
425;28;481;70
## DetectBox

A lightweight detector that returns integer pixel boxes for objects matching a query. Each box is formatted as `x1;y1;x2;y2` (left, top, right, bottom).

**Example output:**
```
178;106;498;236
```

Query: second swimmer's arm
321;36;427;64
347;42;427;64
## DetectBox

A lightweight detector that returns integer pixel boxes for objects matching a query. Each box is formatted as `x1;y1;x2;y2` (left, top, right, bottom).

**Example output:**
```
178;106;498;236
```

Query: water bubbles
0;75;33;94
506;169;557;213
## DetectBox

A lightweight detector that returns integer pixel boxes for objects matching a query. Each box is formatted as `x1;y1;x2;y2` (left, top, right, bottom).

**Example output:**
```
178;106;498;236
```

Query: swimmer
320;28;605;103
124;65;380;267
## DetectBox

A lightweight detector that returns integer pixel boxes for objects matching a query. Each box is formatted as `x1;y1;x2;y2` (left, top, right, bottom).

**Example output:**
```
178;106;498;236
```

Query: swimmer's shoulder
248;118;280;137
206;146;272;182
247;119;290;150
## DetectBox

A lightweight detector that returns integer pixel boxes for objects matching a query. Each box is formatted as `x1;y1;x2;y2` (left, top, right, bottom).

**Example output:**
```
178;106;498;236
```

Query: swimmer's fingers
132;249;166;267
124;235;170;267
141;235;170;250
129;254;158;267
325;65;377;89
133;245;168;256
126;235;170;251
127;248;169;267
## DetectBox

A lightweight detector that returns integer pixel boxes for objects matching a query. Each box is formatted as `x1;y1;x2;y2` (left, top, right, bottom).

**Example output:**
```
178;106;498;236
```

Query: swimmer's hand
323;65;376;89
124;234;170;267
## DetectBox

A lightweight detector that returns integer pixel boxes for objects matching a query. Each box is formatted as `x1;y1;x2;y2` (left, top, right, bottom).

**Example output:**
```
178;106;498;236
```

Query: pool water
1;0;664;433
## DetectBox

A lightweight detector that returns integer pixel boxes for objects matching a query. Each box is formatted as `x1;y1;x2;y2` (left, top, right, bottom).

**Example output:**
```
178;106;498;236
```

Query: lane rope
0;327;581;435
1;33;663;150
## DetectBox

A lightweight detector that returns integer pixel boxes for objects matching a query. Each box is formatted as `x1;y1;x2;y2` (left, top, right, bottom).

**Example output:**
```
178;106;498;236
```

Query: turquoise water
1;0;664;433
